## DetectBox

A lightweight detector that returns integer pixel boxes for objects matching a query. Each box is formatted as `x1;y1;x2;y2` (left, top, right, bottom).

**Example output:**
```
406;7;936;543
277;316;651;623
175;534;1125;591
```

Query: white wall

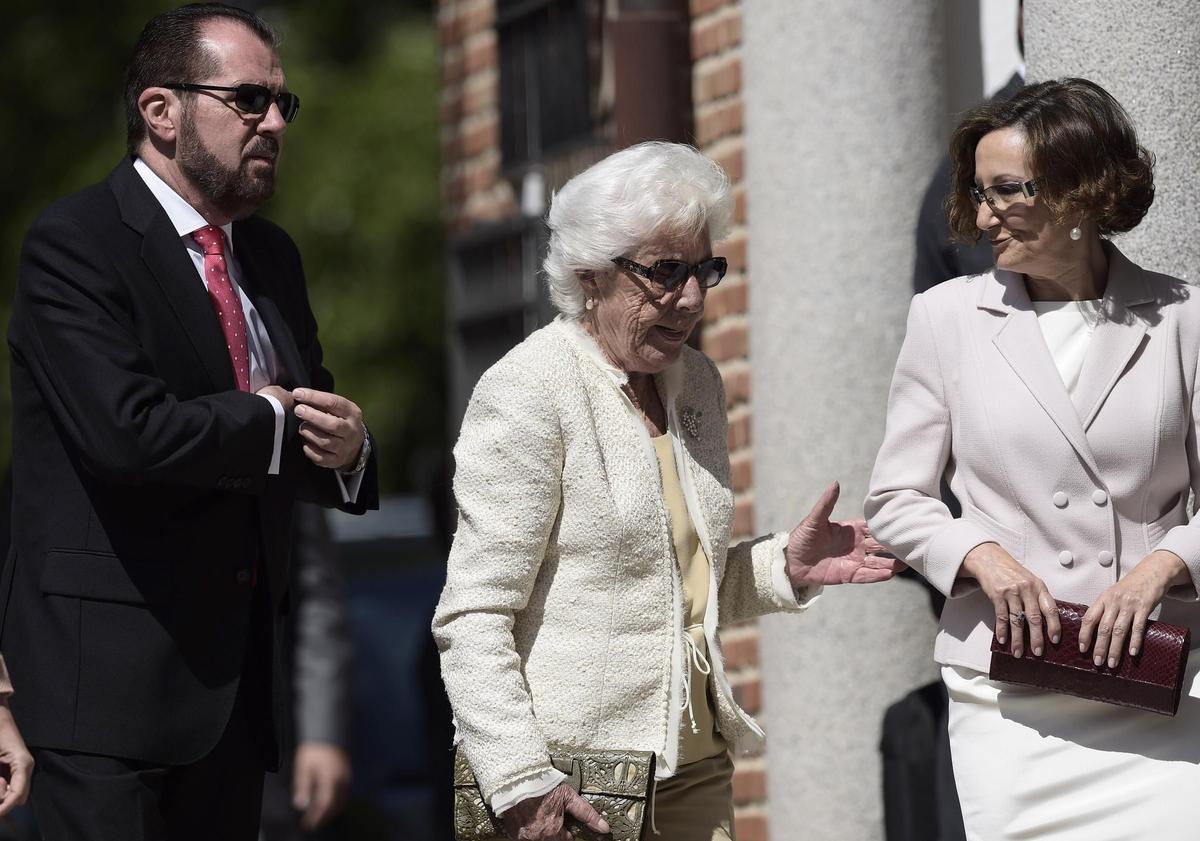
981;0;1024;97
743;2;948;838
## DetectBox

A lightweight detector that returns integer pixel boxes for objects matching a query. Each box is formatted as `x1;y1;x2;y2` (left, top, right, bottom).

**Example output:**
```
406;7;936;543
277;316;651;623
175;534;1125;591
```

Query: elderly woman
867;78;1200;840
434;142;898;841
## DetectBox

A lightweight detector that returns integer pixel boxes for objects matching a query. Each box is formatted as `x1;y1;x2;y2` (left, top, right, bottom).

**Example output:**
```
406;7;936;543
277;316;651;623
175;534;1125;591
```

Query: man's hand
501;782;610;841
785;482;904;586
292;388;366;471
292;742;351;831
257;385;295;414
0;701;33;816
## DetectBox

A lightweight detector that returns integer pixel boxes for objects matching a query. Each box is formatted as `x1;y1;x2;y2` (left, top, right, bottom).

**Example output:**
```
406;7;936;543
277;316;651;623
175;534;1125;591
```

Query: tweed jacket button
1052;492;1069;508
1097;550;1114;567
1058;550;1073;566
1092;490;1108;506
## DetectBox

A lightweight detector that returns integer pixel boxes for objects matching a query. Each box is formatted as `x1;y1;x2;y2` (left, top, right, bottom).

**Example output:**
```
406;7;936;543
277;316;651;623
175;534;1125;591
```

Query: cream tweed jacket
433;318;814;804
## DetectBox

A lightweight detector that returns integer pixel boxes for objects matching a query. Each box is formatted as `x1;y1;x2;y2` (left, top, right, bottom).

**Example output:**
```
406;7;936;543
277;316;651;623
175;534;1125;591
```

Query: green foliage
0;1;444;493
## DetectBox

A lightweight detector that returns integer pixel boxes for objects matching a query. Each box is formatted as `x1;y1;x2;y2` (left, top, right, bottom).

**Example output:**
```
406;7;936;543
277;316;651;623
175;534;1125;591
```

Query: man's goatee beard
178;130;278;216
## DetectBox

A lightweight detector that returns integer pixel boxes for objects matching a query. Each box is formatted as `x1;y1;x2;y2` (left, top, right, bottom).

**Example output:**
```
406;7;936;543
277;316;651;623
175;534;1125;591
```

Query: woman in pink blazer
867;78;1200;840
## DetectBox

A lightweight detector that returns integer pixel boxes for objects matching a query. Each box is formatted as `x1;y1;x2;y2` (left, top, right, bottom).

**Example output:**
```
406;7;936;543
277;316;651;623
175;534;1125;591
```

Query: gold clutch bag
453;744;657;841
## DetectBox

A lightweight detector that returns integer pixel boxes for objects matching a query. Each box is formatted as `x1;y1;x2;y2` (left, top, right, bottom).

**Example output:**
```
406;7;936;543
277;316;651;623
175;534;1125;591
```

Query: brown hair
946;77;1154;244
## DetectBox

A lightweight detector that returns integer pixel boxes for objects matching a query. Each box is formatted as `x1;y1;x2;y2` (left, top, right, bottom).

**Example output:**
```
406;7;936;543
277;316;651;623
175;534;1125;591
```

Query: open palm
785;482;902;586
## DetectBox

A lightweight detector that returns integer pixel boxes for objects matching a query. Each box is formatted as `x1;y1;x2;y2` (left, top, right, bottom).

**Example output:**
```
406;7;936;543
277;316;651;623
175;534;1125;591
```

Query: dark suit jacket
2;157;378;767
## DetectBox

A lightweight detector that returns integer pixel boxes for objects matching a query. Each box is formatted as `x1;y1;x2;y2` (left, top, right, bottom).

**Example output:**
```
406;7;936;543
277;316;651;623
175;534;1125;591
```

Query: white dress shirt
1031;299;1101;395
133;158;363;502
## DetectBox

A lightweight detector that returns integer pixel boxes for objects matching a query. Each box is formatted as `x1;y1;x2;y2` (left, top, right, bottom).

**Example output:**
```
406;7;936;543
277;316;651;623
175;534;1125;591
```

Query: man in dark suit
2;4;378;838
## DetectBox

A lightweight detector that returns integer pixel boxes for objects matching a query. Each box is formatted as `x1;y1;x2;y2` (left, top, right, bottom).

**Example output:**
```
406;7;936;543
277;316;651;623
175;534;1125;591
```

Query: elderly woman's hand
1079;550;1190;669
501;782;611;841
785;482;904;587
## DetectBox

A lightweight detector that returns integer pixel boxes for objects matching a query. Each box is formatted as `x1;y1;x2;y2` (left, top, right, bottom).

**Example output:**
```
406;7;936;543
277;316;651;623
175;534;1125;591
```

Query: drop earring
1070;218;1083;241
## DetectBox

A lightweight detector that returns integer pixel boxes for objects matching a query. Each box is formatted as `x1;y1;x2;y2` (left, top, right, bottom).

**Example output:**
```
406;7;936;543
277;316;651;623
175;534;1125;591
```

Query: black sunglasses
611;256;727;293
162;83;301;123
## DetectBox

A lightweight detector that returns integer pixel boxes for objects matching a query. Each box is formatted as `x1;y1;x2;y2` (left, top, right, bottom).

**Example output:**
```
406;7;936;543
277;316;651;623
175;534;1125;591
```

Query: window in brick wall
447;218;554;428
496;0;592;167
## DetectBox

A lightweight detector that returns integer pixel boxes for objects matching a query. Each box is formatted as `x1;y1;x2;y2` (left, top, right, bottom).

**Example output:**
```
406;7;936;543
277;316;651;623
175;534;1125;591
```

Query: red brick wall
691;1;768;839
438;0;510;233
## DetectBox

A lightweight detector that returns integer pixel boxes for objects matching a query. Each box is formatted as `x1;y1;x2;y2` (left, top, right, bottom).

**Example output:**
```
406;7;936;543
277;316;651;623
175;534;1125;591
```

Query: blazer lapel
1071;245;1154;430
982;269;1101;476
231;228;308;388
110;162;235;392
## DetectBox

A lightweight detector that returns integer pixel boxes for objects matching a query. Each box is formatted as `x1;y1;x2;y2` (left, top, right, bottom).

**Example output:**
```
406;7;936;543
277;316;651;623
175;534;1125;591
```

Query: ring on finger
1010;611;1026;625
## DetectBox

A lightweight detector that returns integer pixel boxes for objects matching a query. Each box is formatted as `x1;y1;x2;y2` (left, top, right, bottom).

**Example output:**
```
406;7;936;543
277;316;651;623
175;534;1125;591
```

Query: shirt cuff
490;768;567;816
334;469;364;505
0;655;13;698
771;539;822;609
260;394;285;476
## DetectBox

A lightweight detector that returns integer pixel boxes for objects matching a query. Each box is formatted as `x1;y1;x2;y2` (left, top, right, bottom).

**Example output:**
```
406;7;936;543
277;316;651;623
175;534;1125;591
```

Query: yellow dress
651;432;727;764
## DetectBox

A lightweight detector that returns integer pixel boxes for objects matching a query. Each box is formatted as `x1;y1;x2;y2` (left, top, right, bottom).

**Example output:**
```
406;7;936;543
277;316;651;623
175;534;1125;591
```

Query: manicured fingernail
1052;634;1060;644
1079;643;1087;653
1034;647;1043;657
1014;650;1022;659
1130;647;1138;656
1108;658;1117;668
1094;656;1103;666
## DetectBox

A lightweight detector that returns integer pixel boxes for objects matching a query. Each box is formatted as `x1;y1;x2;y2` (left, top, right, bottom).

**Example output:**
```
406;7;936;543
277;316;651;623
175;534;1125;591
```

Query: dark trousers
30;671;268;841
29;580;276;841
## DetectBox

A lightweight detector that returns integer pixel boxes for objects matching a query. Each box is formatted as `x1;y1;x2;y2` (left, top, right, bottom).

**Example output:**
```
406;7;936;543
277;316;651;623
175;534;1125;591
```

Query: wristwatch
347;421;371;474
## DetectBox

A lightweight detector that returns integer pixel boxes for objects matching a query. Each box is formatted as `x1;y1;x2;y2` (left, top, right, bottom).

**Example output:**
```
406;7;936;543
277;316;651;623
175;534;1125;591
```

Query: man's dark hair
123;3;278;155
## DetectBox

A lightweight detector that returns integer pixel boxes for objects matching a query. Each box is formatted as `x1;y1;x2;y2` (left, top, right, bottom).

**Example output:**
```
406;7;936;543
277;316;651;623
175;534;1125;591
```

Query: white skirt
943;655;1200;841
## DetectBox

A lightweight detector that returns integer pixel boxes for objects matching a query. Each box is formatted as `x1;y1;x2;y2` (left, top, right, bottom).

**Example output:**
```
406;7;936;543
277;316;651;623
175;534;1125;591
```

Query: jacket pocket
961;502;1026;560
1146;494;1188;549
40;549;171;606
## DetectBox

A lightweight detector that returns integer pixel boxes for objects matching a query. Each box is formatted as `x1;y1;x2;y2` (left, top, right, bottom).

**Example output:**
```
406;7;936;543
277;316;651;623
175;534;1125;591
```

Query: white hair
543;142;733;319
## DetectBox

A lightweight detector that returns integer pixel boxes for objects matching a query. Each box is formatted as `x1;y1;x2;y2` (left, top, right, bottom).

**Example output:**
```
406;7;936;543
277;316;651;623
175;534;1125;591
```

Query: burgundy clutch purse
989;600;1191;716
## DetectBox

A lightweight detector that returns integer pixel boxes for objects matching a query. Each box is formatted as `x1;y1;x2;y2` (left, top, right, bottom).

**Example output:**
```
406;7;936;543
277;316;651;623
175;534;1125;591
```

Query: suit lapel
231;228;308;389
1071;246;1154;430
109;162;235;393
983;269;1101;476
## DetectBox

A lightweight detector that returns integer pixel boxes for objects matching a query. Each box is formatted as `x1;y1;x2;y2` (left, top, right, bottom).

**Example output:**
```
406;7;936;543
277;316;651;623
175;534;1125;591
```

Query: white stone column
742;2;948;838
1026;1;1200;281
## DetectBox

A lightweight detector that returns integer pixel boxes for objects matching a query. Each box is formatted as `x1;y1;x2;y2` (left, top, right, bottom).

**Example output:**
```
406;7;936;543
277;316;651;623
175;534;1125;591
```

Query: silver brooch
681;407;702;438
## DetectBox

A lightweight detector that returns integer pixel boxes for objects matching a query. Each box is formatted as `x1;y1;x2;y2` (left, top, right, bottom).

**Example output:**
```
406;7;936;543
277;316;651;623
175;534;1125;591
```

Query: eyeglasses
969;179;1039;212
162;83;301;123
611;256;727;296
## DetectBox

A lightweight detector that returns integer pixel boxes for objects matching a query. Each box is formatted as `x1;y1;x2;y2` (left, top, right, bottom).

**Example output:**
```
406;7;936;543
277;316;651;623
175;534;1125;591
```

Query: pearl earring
585;298;595;311
1070;218;1083;241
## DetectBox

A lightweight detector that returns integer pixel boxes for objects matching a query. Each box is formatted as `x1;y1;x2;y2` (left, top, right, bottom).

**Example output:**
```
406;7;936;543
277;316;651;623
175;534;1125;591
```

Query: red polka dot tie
192;225;251;392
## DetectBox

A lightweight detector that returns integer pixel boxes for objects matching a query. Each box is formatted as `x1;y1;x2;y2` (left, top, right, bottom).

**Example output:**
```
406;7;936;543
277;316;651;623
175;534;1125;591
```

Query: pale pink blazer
866;244;1200;673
